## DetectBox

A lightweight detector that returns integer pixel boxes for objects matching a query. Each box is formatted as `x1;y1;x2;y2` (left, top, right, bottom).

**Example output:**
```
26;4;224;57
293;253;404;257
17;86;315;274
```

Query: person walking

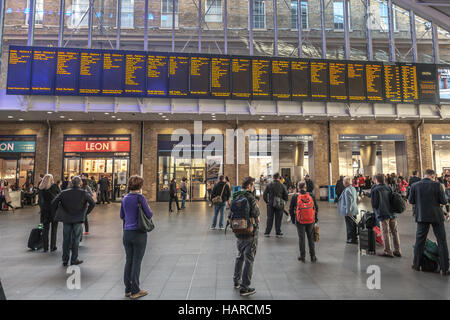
98;175;110;204
81;178;94;236
290;181;318;263
210;175;231;230
0;180;14;212
231;176;259;296
409;169;449;276
120;175;152;299
397;176;409;198
263;172;288;238
338;176;359;244
169;178;180;212
371;174;401;258
37;174;60;252
180;177;188;210
52;176;95;266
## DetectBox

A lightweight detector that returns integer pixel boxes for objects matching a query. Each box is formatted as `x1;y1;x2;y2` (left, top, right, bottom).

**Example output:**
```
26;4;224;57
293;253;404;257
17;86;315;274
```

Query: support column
409;9;417;63
172;0;176;52
58;0;65;47
27;0;36;46
431;22;440;64
387;0;395;62
224;0;228;54
297;0;302;58
0;0;6;59
249;0;254;55
88;0;94;49
116;0;121;50
343;0;350;60
365;0;373;60
198;0;202;53
273;0;278;57
144;0;149;50
320;0;326;59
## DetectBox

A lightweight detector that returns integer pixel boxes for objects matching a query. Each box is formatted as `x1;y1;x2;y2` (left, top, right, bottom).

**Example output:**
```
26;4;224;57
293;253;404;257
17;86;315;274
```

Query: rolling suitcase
27;227;43;251
359;227;376;255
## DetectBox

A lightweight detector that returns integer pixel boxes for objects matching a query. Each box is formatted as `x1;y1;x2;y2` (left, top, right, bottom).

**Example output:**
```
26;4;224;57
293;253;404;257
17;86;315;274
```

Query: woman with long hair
38;174;60;252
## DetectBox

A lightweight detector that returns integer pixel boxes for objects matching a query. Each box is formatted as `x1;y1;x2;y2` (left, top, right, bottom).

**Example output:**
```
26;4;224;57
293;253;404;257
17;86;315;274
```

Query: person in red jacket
358;175;366;196
397;176;409;197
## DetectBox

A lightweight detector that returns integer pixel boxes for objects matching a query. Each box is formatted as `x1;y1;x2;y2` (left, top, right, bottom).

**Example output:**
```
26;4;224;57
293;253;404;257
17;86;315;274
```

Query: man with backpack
229;176;260;296
263;172;288;238
289;181;318;263
210;175;231;230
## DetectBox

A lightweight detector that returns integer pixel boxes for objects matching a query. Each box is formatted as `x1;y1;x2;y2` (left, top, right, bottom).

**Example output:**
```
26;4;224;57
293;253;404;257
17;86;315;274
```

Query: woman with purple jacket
120;175;153;299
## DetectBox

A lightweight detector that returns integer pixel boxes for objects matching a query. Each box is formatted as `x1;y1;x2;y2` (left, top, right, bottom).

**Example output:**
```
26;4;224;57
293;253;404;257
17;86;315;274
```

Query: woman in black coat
38;174;60;252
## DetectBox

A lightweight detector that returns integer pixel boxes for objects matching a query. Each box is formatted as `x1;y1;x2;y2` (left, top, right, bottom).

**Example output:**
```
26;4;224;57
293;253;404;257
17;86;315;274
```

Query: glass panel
438;26;450;64
370;0;390;61
201;0;224;54
120;0;145;50
326;0;345;59
64;158;80;178
175;0;198;53
92;0;116;49
25;0;44;25
349;0;366;60
18;157;34;188
0;158;18;187
252;0;273;56
415;14;433;63
228;0;250;55
113;158;128;200
64;0;90;48
393;5;412;62
158;155;173;197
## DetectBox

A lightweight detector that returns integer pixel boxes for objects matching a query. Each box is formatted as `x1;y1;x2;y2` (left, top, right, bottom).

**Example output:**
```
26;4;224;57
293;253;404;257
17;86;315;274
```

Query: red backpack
296;193;315;224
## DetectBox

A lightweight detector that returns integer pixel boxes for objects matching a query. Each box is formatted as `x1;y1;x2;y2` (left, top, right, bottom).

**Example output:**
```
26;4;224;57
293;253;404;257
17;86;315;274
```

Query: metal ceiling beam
393;0;450;31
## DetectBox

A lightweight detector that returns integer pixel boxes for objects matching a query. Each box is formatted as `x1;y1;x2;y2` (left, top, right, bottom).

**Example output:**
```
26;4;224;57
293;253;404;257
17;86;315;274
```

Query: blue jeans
181;191;187;208
212;202;226;228
62;223;83;264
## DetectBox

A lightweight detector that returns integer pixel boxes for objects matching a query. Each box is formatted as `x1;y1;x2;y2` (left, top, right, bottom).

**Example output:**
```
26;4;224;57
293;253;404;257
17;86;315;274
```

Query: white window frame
161;0;179;29
120;0;135;29
379;1;397;32
205;0;222;23
291;1;308;30
333;0;351;31
25;0;44;26
67;0;90;29
251;0;266;30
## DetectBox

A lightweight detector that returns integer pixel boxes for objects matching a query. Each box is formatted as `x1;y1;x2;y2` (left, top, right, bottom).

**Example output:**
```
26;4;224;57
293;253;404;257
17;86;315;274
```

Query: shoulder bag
212;184;226;205
137;195;155;233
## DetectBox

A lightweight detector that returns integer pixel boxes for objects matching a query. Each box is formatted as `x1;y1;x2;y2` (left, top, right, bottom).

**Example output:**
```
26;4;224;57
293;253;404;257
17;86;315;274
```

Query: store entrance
0;156;35;189
174;158;206;201
432;140;450;176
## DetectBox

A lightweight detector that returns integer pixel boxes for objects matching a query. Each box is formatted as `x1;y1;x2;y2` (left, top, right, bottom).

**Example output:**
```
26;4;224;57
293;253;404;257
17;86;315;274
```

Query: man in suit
263;172;289;238
409;169;449;276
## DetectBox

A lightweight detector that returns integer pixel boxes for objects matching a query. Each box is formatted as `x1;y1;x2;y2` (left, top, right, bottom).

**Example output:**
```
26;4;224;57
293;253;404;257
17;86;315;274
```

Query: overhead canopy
394;0;450;31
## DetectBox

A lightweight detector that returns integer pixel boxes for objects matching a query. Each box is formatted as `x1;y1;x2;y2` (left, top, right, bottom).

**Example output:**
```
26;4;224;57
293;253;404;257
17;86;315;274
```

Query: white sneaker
210;226;216;230
219;227;225;230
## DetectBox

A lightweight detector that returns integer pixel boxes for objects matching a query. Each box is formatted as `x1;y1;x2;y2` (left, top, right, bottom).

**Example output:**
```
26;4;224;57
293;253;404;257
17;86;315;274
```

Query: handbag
212;184;226;205
137;195;155;233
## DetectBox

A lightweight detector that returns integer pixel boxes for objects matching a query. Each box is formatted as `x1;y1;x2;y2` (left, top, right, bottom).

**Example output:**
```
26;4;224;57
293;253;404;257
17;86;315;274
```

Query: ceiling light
68;118;73;121
211;113;215;116
260;115;265;118
395;118;400;121
59;115;65;118
165;118;169;121
285;115;290;118
47;111;53;114
111;115;116;118
117;118;122;121
104;112;109;115
19;118;24;121
351;118;355;120
162;115;166;118
158;113;163;115
7;115;13;119
333;115;338;118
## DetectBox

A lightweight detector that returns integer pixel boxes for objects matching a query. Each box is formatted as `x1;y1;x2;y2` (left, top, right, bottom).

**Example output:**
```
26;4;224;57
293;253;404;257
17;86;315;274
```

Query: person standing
409;169;449;276
61;176;69;191
38;174;60;252
408;171;421;187
120;175;152;299
290;181;318;263
263;172;288;238
397;176;409;198
334;176;345;203
52;176;95;266
371;174;401;258
169;178;180;212
180;177;188;210
0;180;14;212
231;176;259;296
338;176;359;244
206;181;213;207
210;175;231;230
81;178;94;236
99;175;110;204
305;175;314;195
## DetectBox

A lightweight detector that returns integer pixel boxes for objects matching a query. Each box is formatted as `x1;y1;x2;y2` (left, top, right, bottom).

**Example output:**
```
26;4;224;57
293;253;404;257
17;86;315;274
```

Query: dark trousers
345;215;357;242
84;215;89;233
62;223;83;264
265;205;283;235
169;194;180;211
123;230;147;295
100;190;109;203
296;223;315;258
233;236;257;289
43;221;58;251
413;222;449;272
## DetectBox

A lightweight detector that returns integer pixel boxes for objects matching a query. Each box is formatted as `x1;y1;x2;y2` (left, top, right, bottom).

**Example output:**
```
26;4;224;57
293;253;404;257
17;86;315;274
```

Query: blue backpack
228;195;253;234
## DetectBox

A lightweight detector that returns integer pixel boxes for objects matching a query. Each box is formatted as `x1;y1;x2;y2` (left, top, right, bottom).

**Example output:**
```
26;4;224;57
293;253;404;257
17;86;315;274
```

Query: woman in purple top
120;175;153;299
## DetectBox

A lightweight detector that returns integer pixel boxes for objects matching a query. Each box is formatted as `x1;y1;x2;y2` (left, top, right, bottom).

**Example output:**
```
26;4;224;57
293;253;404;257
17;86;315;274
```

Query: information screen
366;63;384;102
169;55;189;97
55;49;79;95
329;61;347;101
147;54;169;97
291;60;309;100
102;52;124;96
347;63;366;101
190;55;210;97
271;59;290;100
79;50;102;95
125;52;146;96
252;58;271;99
401;64;418;103
384;64;402;103
232;57;251;99
31;48;57;95
310;61;328;100
7;46;32;95
417;64;439;103
211;57;231;98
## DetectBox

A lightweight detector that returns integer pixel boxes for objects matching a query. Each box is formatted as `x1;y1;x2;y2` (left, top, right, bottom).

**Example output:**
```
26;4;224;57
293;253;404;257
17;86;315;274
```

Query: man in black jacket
52;176;95;266
334;176;345;203
409;169;449;276
210;175;231;229
98;175;110;204
305;175;314;194
263;172;288;237
169;178;180;212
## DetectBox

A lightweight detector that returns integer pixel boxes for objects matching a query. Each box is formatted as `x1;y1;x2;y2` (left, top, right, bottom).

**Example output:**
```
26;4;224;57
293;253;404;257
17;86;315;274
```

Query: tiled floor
0;199;449;300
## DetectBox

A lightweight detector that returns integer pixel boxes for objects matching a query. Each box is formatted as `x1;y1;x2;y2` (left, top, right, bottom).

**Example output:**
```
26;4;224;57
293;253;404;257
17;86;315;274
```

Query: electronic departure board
272;59;290;100
190;55;210;97
147;54;169;97
347;63;365;101
6;45;443;104
329;62;347;101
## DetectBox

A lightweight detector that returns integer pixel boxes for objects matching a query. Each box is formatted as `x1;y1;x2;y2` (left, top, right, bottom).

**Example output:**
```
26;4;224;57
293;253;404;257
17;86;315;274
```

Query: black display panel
31;48;57;95
211;57;231;98
147;54;169;97
55;49;80;95
124;52;146;96
252;58;271;99
271;59;290;100
79;50;102;95
384;64;402;103
7;46;32;95
169;55;189;97
102;51;124;96
190;55;210;97
329;61;347;101
418;64;439;104
231;57;251;99
347;62;366;101
400;64;418;103
366;63;384;102
310;61;328;100
291;60;309;100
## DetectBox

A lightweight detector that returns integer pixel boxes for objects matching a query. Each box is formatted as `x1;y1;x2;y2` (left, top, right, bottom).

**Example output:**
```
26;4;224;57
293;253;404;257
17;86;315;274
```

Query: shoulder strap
220;183;226;197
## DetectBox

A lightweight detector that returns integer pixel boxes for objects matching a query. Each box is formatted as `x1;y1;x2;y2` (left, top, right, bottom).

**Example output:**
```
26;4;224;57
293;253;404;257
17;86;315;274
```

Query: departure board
347;63;366;101
55;49;79;95
125;53;146;96
31;48;57;95
252;58;271;99
7;46;32;95
211;57;231;98
102;52;124;96
169;55;189;97
291;60;309;100
271;59;290;100
147;54;169;97
79;51;102;95
366;63;384;102
190;55;210;97
310;61;328;100
417;64;438;104
329;62;347;101
384;64;402;103
401;64;418;103
232;57;251;99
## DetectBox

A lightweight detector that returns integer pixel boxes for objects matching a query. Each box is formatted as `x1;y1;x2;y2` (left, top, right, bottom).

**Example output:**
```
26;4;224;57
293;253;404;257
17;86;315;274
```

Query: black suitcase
27;228;43;251
359;227;376;255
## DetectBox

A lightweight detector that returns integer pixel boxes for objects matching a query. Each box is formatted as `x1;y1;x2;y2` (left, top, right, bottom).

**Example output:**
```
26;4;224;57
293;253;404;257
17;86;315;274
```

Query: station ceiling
394;0;450;31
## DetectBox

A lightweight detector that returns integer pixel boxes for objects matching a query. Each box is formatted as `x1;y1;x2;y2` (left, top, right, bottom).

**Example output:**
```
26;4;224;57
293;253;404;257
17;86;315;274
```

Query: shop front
62;135;131;201
431;134;450;176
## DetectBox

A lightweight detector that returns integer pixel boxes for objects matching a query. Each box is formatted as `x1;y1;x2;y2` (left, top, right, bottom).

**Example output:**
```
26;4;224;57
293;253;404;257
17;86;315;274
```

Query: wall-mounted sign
64;140;130;153
432;135;450;141
0;141;36;153
339;134;405;141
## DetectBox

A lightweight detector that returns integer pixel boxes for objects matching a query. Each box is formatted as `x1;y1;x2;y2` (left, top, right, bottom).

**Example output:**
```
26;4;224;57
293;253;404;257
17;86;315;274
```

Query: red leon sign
64;140;130;153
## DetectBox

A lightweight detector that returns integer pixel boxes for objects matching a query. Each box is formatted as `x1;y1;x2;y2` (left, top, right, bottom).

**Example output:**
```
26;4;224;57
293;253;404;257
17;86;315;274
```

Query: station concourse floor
0;199;449;300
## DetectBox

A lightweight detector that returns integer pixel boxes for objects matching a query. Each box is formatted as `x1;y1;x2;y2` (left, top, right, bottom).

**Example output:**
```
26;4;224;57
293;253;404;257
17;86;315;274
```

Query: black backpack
390;191;406;214
228;195;253;234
